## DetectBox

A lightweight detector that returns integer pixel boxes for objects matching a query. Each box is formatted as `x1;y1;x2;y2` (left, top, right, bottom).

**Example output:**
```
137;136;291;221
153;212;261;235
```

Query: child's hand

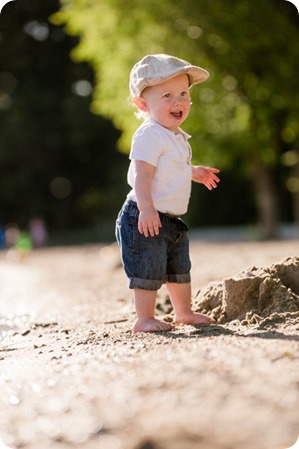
192;165;220;190
138;206;162;237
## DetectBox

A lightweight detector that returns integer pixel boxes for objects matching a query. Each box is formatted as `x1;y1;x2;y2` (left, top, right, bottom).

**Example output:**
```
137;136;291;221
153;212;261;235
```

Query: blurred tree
53;0;299;238
0;0;127;238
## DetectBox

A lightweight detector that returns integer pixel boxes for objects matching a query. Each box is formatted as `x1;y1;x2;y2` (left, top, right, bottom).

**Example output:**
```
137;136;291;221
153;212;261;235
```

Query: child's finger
138;220;148;237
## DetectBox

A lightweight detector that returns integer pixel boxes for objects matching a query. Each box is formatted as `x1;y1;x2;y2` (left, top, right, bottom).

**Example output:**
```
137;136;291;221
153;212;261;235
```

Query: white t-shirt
127;118;193;215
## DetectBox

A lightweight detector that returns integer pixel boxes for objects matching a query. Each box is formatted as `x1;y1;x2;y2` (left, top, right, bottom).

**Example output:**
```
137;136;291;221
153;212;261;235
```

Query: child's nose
173;96;181;105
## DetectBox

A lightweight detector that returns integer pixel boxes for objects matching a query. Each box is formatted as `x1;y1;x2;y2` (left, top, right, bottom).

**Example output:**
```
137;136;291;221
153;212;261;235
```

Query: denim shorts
115;200;191;290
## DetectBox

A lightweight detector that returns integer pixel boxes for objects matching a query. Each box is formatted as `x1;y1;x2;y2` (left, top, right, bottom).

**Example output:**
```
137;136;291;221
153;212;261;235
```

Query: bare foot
133;317;175;333
175;312;215;326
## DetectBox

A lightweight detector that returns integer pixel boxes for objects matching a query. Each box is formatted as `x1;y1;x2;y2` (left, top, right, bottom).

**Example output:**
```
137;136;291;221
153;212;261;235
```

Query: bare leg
133;288;174;332
167;282;213;325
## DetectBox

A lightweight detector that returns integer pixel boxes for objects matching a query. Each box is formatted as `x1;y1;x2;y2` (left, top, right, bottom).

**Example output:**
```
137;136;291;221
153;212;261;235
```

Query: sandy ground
0;238;299;449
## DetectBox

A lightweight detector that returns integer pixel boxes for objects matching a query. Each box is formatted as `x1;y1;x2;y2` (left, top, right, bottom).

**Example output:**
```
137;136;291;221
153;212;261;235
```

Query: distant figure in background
4;223;32;262
15;230;32;256
4;223;20;247
29;217;48;248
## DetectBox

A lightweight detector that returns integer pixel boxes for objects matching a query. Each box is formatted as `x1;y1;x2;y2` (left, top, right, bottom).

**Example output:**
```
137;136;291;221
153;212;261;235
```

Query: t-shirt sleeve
130;126;163;167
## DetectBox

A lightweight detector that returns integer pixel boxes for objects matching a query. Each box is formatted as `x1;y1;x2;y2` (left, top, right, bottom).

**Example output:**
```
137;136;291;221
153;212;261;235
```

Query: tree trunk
251;159;279;240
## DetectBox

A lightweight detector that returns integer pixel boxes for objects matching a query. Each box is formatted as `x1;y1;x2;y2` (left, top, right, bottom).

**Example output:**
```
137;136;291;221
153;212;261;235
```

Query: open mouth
171;111;183;119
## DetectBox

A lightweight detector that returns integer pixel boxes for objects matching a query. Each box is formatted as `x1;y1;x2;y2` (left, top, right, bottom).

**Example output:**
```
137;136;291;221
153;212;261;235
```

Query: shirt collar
147;118;191;141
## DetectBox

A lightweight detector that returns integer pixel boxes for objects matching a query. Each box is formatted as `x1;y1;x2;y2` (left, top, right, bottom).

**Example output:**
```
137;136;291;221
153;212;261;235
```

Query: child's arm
134;160;162;237
192;165;220;190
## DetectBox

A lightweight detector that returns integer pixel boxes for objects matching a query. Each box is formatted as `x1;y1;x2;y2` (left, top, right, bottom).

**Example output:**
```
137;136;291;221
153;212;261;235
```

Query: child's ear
133;96;148;112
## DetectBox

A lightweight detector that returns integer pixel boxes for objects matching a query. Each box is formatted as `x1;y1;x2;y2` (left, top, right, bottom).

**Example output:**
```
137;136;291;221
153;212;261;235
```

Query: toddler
116;54;220;332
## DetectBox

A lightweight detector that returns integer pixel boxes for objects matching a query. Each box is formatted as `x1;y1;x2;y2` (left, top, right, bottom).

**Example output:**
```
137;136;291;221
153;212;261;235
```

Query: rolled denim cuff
166;273;191;284
129;277;163;291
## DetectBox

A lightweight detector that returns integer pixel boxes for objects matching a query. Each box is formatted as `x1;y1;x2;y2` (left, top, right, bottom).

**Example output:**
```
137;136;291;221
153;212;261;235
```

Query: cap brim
184;66;210;85
145;65;209;90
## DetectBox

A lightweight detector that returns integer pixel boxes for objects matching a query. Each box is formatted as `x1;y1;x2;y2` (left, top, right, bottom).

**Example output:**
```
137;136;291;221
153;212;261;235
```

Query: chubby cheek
181;102;191;118
185;103;191;114
155;106;169;119
185;98;192;110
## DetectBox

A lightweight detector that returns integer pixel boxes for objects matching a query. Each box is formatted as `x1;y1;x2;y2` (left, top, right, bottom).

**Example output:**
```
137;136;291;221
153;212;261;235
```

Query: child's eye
181;91;188;97
164;93;171;98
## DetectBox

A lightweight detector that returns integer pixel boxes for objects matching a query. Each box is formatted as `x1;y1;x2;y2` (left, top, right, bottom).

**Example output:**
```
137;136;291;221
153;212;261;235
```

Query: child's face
139;74;191;132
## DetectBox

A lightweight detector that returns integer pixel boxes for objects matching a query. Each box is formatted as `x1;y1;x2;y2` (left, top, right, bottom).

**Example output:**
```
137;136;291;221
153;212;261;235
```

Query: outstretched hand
192;165;220;190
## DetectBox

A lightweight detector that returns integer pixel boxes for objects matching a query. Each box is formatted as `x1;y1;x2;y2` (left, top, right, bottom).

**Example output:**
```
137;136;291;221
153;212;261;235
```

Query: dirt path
0;240;298;449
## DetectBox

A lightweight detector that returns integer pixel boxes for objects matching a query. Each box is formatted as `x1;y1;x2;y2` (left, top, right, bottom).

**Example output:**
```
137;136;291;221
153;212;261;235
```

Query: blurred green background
0;0;298;245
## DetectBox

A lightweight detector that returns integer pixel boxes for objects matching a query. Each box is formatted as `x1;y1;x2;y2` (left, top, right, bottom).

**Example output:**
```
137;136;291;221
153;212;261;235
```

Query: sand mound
193;256;299;325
